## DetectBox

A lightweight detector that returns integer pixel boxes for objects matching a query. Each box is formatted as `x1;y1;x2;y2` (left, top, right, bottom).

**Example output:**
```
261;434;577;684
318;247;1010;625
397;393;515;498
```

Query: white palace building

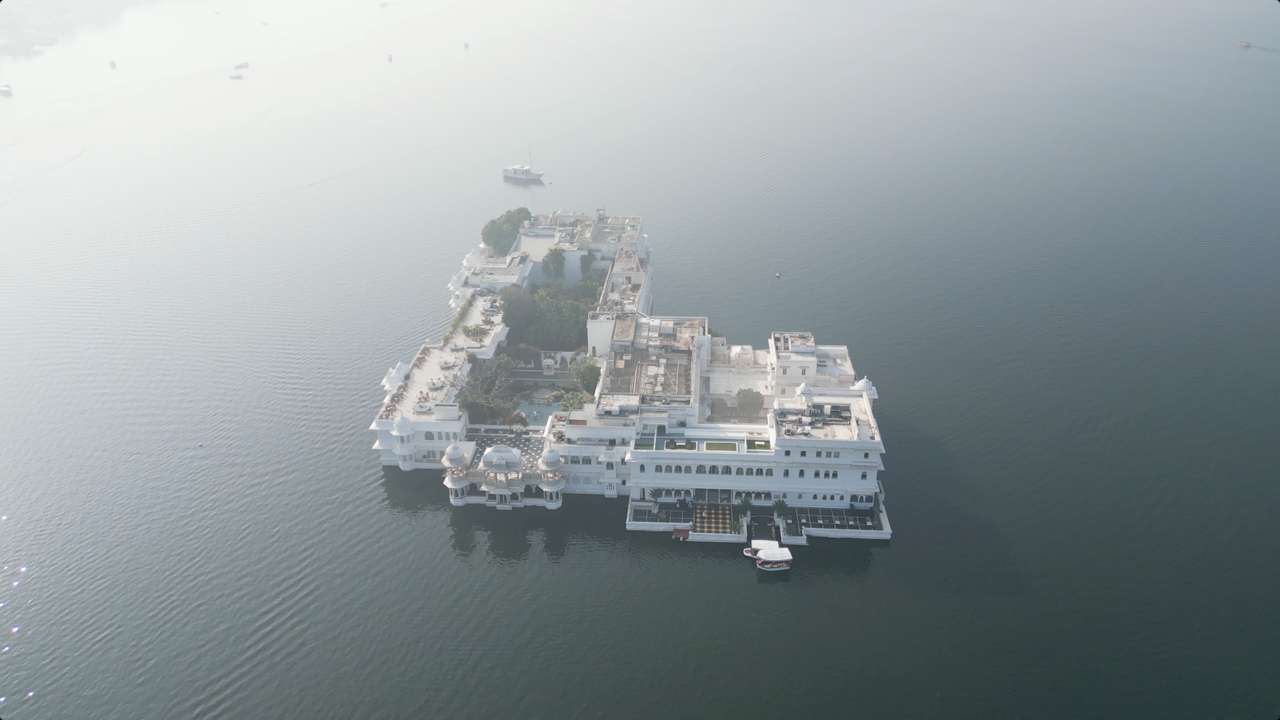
372;210;891;543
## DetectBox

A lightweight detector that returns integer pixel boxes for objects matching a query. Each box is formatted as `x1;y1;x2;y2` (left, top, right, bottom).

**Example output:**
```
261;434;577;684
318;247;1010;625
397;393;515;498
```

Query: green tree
550;387;590;410
772;498;788;517
499;278;601;351
480;207;532;255
543;248;566;278
571;357;601;393
500;286;535;332
735;388;764;417
458;355;518;423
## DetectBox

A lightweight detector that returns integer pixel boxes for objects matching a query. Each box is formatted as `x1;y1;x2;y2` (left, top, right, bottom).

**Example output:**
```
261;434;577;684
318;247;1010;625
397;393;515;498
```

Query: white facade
375;209;892;542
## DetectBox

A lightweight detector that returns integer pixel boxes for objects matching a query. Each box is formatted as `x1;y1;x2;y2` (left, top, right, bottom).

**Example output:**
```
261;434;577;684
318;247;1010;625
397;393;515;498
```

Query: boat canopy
756;547;793;562
750;540;780;551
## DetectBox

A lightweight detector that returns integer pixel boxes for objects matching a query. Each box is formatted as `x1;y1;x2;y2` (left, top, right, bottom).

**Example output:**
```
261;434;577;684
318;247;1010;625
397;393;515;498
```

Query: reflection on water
380;467;880;577
2;0;1280;716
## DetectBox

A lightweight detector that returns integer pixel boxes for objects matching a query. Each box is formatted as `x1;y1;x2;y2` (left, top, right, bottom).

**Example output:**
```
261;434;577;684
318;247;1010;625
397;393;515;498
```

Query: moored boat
742;539;779;558
502;164;544;184
754;546;792;572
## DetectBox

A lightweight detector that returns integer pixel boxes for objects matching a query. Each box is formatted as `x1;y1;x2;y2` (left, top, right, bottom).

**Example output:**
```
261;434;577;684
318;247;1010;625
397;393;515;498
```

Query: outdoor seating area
629;505;693;524
791;507;880;532
691;504;735;534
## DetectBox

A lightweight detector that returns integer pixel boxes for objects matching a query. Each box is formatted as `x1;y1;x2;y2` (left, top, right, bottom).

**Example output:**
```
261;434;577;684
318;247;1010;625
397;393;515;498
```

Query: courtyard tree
543;248;566;278
480;207;532;255
571;356;601;393
735;388;764;418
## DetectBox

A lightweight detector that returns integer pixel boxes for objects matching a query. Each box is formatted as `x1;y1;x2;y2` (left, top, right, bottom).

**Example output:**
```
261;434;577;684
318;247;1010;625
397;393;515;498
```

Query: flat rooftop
378;293;503;420
459;252;529;286
774;395;873;441
772;331;817;359
602;347;694;402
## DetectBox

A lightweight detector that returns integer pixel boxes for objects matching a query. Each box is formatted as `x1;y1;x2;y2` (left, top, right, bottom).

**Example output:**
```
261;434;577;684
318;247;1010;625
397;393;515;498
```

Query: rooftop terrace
465;428;544;471
602;348;694;403
377;293;505;421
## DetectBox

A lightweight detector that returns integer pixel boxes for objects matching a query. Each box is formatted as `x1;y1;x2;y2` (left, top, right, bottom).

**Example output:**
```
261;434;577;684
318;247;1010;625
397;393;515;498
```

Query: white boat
754;546;792;572
742;539;779;558
503;164;544;184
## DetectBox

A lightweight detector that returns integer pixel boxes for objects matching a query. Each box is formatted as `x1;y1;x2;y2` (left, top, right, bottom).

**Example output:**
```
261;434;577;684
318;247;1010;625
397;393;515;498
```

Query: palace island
372;209;890;544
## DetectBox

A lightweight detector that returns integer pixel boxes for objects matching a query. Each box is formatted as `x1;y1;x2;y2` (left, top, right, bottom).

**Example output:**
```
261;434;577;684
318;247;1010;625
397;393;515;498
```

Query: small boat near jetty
743;540;792;572
742;539;779;558
755;546;793;572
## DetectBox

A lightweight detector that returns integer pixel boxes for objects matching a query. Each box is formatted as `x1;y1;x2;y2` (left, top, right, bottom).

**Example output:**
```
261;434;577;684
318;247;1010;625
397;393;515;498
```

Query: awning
757;547;793;562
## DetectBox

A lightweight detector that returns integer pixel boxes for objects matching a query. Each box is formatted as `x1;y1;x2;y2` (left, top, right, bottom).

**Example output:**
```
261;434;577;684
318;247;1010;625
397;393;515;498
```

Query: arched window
860;472;867;480
755;468;764;477
684;465;692;474
735;468;744;476
696;465;706;474
674;465;682;474
765;469;773;477
710;466;719;475
639;464;645;473
721;465;731;475
425;431;434;441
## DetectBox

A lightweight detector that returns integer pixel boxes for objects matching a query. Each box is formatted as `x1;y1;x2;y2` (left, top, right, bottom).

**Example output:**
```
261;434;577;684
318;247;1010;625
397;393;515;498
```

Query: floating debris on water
234;62;250;70
229;74;245;81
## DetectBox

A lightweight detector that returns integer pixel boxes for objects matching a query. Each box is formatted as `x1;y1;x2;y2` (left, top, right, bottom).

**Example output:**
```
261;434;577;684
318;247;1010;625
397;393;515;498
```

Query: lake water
2;1;1279;717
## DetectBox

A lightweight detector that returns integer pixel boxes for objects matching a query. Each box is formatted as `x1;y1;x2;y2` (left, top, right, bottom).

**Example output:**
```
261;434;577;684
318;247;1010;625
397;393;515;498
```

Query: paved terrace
465;428;545;471
629;506;693;524
378;294;507;421
789;507;882;533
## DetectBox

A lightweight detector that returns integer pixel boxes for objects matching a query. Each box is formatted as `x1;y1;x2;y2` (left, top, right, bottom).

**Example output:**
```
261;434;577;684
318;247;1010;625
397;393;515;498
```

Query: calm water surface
2;1;1279;717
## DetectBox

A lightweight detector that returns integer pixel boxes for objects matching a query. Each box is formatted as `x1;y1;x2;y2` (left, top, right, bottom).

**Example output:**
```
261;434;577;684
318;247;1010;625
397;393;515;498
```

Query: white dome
442;442;468;468
853;376;878;399
480;445;523;473
390;415;415;436
538;448;562;471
